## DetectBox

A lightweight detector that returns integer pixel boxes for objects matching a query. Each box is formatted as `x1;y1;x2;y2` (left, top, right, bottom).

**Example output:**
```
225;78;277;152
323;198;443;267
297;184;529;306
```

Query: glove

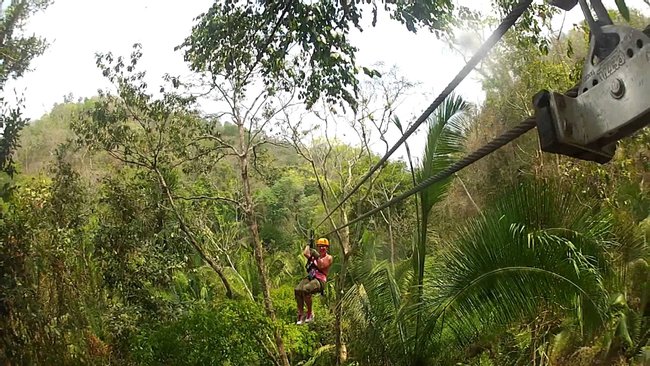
310;248;320;259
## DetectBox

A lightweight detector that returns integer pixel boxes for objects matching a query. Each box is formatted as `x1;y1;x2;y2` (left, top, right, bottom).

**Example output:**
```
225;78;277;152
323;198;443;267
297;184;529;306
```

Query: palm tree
419;179;636;364
341;230;413;365
343;123;644;365
342;93;471;365
412;94;469;363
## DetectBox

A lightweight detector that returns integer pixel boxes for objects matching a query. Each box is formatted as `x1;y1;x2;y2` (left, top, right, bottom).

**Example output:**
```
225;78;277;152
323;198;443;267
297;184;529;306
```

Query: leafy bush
272;284;335;364
130;300;274;365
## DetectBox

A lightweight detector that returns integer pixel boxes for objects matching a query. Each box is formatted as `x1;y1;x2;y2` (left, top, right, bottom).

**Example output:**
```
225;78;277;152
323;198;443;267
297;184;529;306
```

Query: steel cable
323;117;537;236
315;0;535;229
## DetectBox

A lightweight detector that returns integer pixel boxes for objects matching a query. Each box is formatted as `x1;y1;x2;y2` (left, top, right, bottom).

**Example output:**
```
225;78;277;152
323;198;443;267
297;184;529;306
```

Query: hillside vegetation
1;1;649;365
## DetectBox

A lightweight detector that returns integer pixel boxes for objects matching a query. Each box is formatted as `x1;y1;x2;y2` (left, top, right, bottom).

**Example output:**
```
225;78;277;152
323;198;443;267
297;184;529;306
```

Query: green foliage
0;0;50;86
74;44;214;170
423;179;633;360
342;176;647;365
616;0;631;21
458;6;650;223
180;0;461;110
130;300;274;365
2;3;648;365
410;93;470;363
257;171;308;252
0;0;51;190
0;101;28;180
15;101;92;175
272;284;334;363
93;168;192;320
415;93;469;280
0;151;111;365
343;257;414;364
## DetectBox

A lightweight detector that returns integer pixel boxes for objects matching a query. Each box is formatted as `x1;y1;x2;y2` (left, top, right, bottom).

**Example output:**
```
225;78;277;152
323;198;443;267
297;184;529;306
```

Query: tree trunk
413;210;428;364
386;207;395;268
307;154;350;366
457;176;481;214
237;124;290;366
335;261;348;365
335;215;351;366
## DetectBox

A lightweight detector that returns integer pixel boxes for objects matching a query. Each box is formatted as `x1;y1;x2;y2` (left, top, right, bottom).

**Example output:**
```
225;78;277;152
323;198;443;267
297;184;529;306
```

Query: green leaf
615;0;630;21
420;180;619;349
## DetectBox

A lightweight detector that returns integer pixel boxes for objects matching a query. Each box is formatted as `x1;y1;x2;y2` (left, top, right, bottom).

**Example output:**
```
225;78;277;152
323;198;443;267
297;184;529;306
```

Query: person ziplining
294;237;332;325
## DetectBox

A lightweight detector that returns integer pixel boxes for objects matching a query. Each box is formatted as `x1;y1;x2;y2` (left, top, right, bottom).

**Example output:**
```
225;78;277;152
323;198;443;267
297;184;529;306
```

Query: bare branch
173;194;242;207
106;149;150;169
121;101;160;156
204;111;235;121
201;134;240;154
457;176;482;214
213;81;237;115
446;39;491;80
170;146;226;168
243;88;269;126
249;138;286;152
248;90;299;146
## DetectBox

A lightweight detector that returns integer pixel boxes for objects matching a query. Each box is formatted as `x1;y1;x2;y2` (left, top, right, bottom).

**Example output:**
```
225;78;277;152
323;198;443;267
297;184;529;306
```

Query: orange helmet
316;238;330;247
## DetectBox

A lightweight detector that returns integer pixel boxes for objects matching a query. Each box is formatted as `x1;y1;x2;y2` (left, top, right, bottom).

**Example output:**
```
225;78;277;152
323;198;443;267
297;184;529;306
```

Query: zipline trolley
534;0;650;163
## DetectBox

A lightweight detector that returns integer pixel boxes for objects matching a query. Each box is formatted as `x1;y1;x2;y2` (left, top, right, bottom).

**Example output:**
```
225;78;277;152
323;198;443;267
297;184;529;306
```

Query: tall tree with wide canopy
179;0;575;113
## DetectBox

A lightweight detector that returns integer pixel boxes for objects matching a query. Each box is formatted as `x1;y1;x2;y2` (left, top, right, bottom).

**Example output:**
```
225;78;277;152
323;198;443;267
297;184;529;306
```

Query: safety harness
305;229;326;296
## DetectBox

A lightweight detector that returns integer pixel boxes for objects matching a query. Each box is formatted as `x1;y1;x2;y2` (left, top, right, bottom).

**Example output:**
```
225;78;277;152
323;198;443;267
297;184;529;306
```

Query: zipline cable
323;117;537;236
314;0;534;230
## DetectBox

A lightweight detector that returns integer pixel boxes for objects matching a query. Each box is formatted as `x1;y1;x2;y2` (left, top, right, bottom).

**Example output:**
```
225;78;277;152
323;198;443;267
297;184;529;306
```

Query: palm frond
417;93;470;221
296;345;335;366
419;180;621;353
341;247;414;364
414;93;471;282
409;93;471;362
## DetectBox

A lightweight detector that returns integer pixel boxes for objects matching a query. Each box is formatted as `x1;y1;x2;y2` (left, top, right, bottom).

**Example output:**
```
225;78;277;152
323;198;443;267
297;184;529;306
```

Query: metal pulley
534;0;650;163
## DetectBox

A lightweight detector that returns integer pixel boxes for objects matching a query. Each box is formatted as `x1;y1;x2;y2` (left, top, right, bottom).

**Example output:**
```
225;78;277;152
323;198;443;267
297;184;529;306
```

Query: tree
411;93;469;364
0;0;50;190
283;67;417;364
0;0;49;86
0;144;115;364
337;93;471;366
183;0;579;113
421;179;640;365
72;45;235;299
0;1;52;361
182;8;304;361
1;1;647;363
179;0;464;112
442;7;650;226
341;230;412;365
131;300;276;365
15;101;87;175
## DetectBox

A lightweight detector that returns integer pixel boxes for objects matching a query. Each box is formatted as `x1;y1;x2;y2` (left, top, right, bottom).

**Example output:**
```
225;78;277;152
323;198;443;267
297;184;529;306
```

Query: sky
6;0;650;159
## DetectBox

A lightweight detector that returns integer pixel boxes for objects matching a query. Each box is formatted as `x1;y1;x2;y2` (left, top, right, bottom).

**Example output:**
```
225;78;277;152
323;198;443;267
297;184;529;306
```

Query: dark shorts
295;277;322;295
